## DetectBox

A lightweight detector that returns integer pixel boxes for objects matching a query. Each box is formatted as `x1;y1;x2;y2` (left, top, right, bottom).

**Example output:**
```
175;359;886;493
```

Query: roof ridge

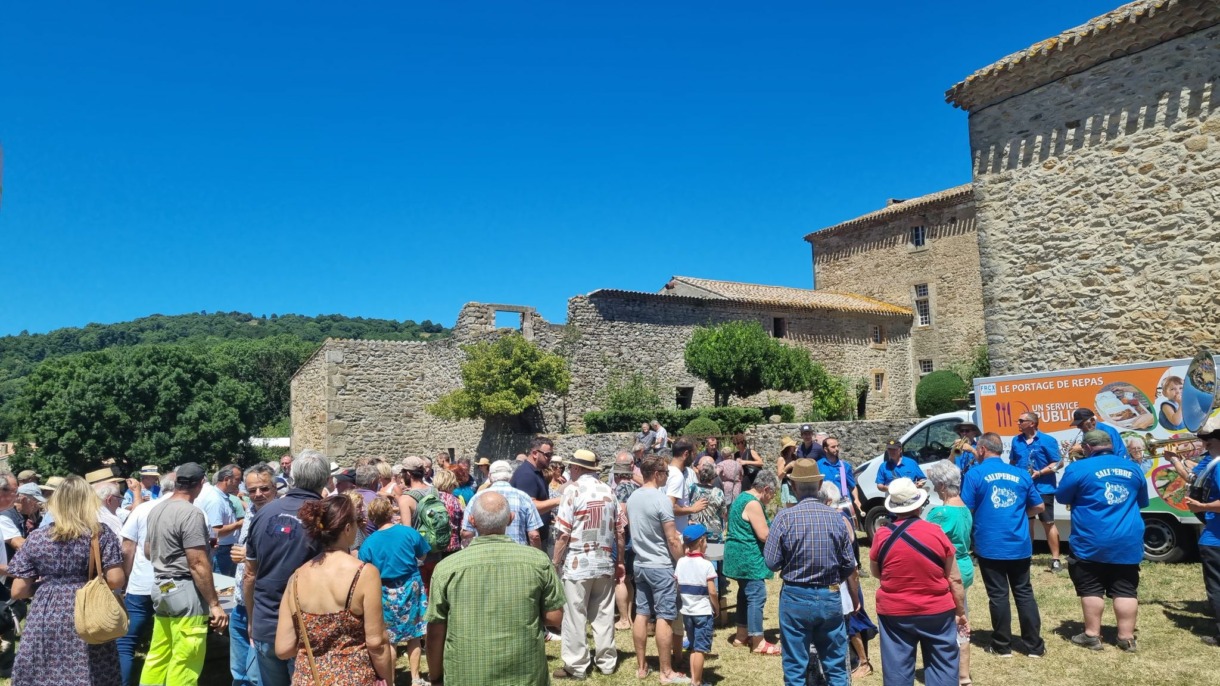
805;184;973;241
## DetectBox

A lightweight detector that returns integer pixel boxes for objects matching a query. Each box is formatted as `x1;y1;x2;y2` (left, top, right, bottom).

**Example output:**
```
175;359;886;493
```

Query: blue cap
682;523;707;543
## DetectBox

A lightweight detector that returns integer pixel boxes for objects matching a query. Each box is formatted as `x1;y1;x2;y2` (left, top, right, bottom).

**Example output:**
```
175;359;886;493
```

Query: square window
910;226;927;248
914;283;929;298
676;387;694;410
773;317;787;339
919;359;934;374
874;372;885;392
870;325;883;345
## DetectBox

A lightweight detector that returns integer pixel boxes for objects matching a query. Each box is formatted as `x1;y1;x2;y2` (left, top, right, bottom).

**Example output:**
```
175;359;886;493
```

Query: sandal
752;640;781;656
959;677;972;686
659;673;692;684
636;667;652;679
851;661;873;678
730;637;750;648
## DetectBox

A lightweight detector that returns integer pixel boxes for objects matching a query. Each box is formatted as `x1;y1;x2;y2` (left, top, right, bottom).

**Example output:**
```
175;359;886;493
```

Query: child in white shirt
674;524;718;686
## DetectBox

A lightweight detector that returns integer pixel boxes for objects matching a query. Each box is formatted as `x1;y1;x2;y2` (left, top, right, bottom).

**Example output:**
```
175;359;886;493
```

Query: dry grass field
3;548;1214;685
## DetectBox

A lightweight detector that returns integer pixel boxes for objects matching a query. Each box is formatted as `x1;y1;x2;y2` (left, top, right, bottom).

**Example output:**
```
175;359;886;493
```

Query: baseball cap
175;462;206;485
1070;408;1096;427
139;465;161;477
333;468;356;484
1081;430;1113;448
682;523;708;543
800;424;814;433
489;460;516;481
17;483;46;503
16;470;40;481
885;439;902;449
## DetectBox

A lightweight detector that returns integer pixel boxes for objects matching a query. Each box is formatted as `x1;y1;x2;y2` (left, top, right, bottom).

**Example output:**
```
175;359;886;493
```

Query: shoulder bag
75;531;129;644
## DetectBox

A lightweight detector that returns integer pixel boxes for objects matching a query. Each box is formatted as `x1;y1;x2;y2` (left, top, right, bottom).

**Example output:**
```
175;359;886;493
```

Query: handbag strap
292;576;322;686
89;531;102;581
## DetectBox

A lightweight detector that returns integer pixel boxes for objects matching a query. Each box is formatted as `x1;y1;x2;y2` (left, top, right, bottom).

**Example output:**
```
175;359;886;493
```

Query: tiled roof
947;0;1220;112
804;184;973;241
604;276;914;317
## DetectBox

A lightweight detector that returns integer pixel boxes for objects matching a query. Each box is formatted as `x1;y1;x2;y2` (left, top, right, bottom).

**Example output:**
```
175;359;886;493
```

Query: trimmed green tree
684;320;823;406
915;370;969;416
428;334;571;429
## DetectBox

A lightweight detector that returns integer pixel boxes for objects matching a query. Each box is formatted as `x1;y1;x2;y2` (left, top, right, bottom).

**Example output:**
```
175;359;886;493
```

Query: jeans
976;556;1044;654
777;585;848;686
878;611;958;686
735;578;767;637
254;640;294;686
213;544;236;577
117;593;155;686
1201;545;1220;635
230;604;260;686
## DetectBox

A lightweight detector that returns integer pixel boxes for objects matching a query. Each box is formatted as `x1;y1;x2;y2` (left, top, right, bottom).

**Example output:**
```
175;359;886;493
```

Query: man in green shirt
426;491;565;685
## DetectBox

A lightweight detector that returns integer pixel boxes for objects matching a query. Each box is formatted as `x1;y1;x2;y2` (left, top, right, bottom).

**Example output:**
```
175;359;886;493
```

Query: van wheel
1143;516;1187;563
863;505;891;542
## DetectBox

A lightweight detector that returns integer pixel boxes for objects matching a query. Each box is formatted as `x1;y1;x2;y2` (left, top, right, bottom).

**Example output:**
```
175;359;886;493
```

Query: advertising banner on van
975;359;1206;517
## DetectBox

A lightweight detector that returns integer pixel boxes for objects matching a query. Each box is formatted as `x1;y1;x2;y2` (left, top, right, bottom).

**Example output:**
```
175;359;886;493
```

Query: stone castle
292;0;1220;460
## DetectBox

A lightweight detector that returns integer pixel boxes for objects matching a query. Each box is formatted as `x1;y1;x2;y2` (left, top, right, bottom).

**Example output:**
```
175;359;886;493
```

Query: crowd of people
0;410;1217;686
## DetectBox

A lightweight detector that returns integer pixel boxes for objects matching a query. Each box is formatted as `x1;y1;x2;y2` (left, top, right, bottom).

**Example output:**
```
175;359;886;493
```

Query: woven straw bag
75;531;129;644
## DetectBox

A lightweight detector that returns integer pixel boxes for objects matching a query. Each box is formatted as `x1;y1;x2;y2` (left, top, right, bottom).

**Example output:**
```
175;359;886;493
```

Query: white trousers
561;575;618;675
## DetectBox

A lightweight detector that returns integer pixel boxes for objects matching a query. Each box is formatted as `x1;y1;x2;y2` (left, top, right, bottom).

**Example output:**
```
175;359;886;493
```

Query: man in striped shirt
764;459;860;686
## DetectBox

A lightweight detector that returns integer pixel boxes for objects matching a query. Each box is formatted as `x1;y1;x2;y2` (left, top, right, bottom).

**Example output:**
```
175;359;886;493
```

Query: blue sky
0;1;1121;335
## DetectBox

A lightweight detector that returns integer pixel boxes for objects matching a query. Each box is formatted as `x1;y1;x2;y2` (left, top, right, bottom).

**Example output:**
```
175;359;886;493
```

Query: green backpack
411;490;452;553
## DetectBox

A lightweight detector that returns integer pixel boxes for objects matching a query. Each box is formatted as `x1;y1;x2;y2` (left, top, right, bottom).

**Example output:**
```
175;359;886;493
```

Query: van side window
903;420;960;464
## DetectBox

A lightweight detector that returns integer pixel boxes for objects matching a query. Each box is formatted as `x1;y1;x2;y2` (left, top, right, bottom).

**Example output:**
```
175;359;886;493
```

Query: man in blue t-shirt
1069;408;1129;460
874;439;926;492
1010;411;1065;573
1184;419;1220;647
1057;430;1148;653
961;432;1046;657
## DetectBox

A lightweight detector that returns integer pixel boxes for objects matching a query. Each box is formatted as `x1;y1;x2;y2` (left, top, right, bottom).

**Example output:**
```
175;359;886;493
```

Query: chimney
886;198;905;207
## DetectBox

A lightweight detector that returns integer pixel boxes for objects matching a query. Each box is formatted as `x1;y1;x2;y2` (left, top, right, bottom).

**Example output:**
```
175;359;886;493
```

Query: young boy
675;524;718;686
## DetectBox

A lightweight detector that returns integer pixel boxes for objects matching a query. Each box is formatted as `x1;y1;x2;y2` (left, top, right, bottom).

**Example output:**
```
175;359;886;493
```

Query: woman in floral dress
359;497;431;686
9;475;126;686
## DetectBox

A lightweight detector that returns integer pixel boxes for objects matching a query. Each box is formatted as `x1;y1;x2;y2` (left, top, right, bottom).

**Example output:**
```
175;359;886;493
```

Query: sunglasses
248;486;275;494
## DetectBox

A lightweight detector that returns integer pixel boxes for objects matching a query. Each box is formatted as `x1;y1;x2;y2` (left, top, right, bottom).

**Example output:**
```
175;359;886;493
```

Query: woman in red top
869;478;967;686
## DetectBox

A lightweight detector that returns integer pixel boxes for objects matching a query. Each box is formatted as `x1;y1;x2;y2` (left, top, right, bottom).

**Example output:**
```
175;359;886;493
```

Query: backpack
411;490;452;553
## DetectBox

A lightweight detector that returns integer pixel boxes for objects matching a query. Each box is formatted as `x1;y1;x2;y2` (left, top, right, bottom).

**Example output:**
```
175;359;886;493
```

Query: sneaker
1203;635;1220;647
1071;633;1104;651
1049;558;1064;573
1117;638;1138;653
1026;647;1046;659
546;631;562;642
984;645;1012;658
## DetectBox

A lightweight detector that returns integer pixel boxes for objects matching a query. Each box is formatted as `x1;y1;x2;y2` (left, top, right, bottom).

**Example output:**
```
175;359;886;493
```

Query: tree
210;336;319;433
427;334;570;426
916;370;969;416
11;345;261;475
685;320;822;406
601;369;664;415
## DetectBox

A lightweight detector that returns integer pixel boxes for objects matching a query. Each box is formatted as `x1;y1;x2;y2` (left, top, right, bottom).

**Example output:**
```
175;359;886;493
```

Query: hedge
681;416;723;438
582;407;765;435
760;404;796;423
915;370;969;416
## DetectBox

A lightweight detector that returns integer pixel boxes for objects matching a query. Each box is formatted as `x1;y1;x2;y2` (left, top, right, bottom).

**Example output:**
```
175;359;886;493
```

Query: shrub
581;406;764;434
760;404;796;423
915;370;969;416
701;407;765;434
601;370;664;415
680;416;722;438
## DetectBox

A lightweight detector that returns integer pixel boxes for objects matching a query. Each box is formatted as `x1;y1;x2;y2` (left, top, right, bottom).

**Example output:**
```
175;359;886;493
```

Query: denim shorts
683;614;714;653
634;567;678;621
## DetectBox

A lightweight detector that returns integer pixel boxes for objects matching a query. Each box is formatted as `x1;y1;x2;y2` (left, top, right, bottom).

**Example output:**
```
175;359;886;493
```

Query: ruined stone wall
746;419;921;468
290;349;329;453
565;294;914;420
969;26;1220;375
810;197;986;373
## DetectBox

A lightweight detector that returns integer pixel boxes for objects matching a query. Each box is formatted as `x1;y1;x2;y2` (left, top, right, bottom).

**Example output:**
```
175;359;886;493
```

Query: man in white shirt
652;421;669;453
116;471;175;686
94;482;127;537
666;440;707;531
194;468;240;576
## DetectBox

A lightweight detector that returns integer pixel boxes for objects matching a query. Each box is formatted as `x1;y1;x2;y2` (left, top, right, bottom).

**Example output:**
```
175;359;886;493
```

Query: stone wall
289;348;328;453
746;419;921;468
809;194;986;374
968;26;1220;375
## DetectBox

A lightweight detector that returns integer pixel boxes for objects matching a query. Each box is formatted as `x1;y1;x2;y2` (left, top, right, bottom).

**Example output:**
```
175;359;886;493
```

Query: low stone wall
747;419;920;467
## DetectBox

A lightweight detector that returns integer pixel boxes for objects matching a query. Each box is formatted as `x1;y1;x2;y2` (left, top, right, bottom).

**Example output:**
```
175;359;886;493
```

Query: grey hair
816;481;841;505
94;482;120;500
214;464;241;485
751;469;780;493
924;460;962;497
1125;436;1145;454
160;472;177;494
354;465;379;489
792;479;824;502
631;443;646;453
469;491;511;534
291;450;330;493
650;420;660;429
244;464;276;483
978;433;1003;456
615;450;633;462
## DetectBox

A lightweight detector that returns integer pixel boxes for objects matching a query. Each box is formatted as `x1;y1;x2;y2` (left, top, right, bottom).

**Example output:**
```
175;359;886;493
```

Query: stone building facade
805;186;985;379
947;0;1220;374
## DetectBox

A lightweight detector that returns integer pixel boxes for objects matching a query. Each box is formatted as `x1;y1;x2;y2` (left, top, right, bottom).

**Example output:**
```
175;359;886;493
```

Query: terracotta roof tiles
585;277;912;317
804;184;973;241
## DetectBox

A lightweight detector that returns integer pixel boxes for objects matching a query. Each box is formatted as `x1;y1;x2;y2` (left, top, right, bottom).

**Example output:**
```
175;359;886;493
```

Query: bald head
470;491;511;534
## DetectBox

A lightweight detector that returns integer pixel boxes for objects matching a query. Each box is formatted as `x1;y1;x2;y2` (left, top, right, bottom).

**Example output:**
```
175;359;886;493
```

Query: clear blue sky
0;1;1120;335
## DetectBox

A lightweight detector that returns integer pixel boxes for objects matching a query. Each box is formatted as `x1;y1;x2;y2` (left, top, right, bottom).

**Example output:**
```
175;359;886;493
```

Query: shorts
634;567;678;621
1067;557;1139;599
682;614;714;653
1032;494;1055;523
